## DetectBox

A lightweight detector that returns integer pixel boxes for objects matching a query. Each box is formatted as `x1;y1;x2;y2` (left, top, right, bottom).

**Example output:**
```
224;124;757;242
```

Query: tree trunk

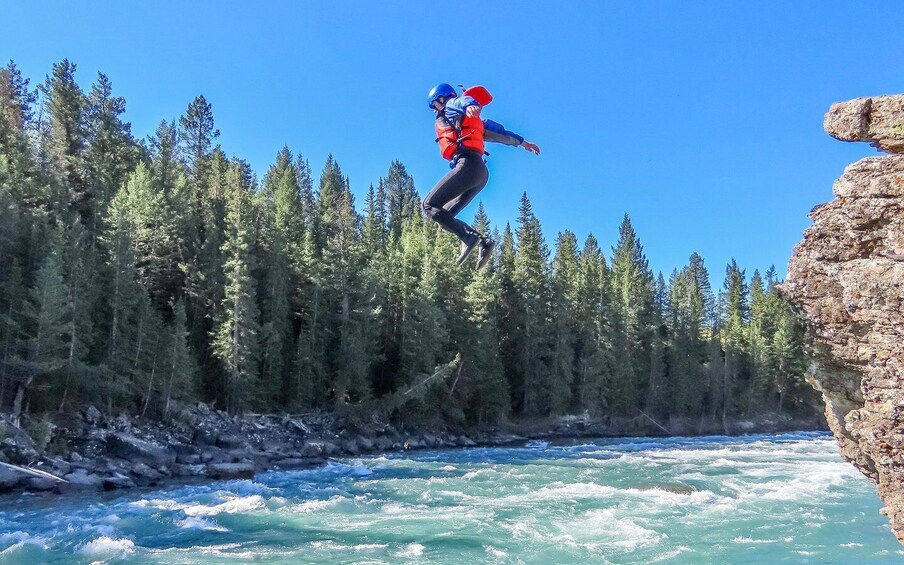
141;335;160;418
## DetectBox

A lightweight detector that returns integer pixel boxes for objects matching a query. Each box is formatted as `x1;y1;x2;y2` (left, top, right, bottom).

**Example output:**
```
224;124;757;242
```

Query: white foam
184;495;267;516
178;516;229;532
283;497;343;514
310;540;388;553
558;508;666;552
733;536;776;544
79;536;135;557
322;461;374;477
525;440;549;449
396;543;425;558
651;545;691;561
382;502;408;514
0;531;47;553
132;498;186;511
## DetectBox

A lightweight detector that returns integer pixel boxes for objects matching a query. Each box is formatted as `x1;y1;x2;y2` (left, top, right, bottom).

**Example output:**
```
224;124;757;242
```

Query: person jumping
423;83;540;269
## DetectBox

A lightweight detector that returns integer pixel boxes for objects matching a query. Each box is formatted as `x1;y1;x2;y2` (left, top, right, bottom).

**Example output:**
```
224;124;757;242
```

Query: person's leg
443;162;489;219
423;156;486;242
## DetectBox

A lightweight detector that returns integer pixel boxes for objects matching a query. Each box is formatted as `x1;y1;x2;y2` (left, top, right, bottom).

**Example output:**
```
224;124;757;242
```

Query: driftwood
339;354;462;422
0;461;68;482
637;409;672;436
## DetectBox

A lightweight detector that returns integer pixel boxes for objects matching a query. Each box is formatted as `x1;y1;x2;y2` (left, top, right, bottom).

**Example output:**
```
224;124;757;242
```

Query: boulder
216;434;247;449
458;436;477;447
83;405;104;426
0;418;38;464
200;447;227;464
274;458;314;469
62;469;103;491
341;439;360;455
356;436;374;452
176;454;202;465
103;473;137;489
130;463;163;486
301;441;324;458
374;436;394;451
27;477;56;491
106;433;174;468
206;462;255;480
321;441;340;457
0;467;22;492
171;464;205;477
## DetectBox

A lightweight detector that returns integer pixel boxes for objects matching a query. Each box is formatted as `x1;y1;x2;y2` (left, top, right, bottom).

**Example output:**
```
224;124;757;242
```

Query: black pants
423;151;489;243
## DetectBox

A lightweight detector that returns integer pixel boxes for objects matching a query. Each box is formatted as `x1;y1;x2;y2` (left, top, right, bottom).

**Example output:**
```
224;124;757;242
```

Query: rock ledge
783;94;904;543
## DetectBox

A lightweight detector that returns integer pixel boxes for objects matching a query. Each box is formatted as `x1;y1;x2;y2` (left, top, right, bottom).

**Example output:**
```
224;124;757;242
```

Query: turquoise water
0;432;900;563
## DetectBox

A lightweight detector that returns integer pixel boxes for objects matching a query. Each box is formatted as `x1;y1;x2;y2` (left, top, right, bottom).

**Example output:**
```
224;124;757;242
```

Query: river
0;432;899;563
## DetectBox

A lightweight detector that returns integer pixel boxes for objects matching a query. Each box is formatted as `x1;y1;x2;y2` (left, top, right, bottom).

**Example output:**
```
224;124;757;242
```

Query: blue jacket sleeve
443;96;479;121
483;119;524;146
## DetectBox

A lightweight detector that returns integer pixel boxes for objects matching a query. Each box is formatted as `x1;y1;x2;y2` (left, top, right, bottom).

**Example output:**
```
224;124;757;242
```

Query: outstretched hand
521;141;540;155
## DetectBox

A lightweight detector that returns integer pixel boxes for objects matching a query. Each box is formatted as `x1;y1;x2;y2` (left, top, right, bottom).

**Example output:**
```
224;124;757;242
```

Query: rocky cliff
783;95;904;543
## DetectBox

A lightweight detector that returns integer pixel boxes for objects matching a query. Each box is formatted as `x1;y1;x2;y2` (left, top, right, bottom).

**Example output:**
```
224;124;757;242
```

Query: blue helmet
427;83;457;109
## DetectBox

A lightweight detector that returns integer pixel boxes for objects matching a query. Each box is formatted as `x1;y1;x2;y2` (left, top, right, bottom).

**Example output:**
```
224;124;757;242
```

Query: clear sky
4;1;902;282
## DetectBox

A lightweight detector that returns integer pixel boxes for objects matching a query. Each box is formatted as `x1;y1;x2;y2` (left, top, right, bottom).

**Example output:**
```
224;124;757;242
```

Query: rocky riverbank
0;403;824;497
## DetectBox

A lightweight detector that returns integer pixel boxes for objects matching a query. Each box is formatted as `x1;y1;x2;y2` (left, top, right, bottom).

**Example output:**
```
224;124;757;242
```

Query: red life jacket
435;112;485;160
434;86;493;160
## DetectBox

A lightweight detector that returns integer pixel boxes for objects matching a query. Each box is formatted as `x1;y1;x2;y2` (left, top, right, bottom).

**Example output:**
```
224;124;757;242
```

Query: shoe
476;237;495;270
456;232;481;265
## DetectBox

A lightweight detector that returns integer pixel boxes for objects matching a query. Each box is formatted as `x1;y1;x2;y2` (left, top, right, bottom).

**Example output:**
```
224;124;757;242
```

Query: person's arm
484;119;540;154
444;96;479;121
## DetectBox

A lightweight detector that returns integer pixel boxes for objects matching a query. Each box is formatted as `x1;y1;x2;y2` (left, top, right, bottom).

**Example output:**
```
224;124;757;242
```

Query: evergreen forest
0;60;821;429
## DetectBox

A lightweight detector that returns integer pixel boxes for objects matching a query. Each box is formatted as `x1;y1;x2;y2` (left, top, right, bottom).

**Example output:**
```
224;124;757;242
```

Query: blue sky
4;1;902;283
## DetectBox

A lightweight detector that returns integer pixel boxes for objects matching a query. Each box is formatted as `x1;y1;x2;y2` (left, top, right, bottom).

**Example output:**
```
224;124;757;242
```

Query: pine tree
666;256;710;417
383;160;419;241
0;259;28;412
769;301;809;414
178;95;219;310
178;95;219;188
575;234;613;414
121;162;182;313
40;59;89;224
85;72;136;229
461;206;509;424
100;185;150;410
608;214;654;414
550;230;580;413
514;193;552;415
0;62;47;214
397;217;449;421
212;160;261;412
293;224;326;408
496;223;522;410
746;269;771;411
720;259;749;420
56;219;98;410
161;299;197;417
259;147;305;405
17;230;72;416
318;156;372;404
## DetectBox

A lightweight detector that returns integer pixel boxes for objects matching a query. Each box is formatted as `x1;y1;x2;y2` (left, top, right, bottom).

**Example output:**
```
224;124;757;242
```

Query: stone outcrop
824;96;904;153
783;94;904;543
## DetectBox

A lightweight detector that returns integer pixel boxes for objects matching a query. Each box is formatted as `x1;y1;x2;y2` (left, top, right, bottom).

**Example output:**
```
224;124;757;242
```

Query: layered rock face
784;95;904;542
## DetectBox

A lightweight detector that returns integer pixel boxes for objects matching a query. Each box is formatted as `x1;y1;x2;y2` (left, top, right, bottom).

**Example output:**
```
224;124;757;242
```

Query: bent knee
422;202;441;219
